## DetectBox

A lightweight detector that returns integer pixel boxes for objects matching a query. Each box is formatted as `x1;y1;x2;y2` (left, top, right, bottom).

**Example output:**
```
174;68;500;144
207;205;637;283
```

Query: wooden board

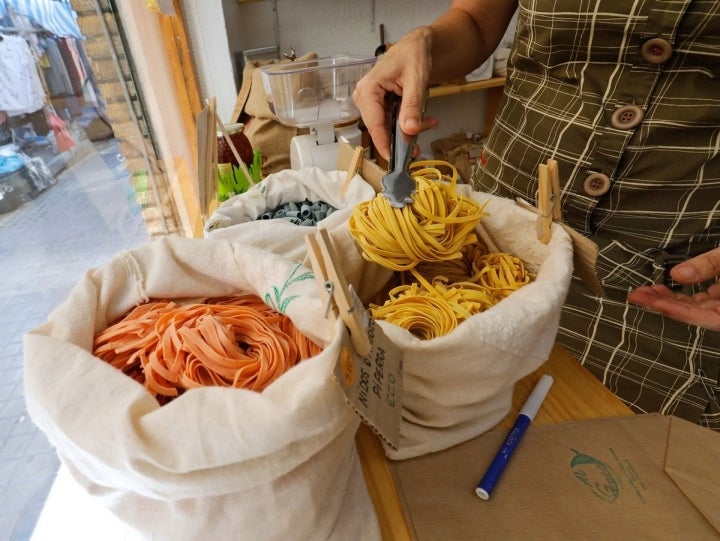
357;342;634;540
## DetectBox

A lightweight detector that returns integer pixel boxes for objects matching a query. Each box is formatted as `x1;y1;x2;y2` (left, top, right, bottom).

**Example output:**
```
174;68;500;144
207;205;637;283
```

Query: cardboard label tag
334;317;403;449
560;223;605;297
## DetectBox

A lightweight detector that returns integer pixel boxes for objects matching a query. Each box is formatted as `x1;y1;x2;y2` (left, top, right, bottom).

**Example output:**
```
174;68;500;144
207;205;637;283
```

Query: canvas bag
204;166;376;263
326;189;574;460
24;237;381;541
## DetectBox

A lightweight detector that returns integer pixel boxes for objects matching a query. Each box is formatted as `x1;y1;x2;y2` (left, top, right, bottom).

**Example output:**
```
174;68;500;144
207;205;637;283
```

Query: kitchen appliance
260;55;375;171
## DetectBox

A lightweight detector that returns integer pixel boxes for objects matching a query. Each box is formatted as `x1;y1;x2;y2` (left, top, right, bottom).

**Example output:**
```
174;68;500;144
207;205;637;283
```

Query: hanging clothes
56;37;86;96
41;37;74;97
0;34;46;116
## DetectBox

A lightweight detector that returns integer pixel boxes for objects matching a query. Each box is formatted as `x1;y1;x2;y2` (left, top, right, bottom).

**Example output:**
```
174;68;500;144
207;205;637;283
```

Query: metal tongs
381;94;418;208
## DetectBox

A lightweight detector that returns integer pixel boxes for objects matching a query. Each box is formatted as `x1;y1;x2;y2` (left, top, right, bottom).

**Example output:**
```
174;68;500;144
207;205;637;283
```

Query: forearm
352;0;518;159
424;0;518;84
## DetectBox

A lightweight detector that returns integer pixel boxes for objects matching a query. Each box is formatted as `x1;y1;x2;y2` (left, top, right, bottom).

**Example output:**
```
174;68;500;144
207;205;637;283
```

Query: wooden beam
158;0;203;170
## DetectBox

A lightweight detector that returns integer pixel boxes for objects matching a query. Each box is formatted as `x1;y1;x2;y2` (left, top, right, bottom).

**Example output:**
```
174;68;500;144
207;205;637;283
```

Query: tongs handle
388;94;416;172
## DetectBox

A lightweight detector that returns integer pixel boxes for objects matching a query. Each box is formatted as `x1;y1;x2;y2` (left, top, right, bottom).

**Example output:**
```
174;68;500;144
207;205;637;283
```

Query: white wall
224;0;452;61
181;1;238;121
191;0;499;155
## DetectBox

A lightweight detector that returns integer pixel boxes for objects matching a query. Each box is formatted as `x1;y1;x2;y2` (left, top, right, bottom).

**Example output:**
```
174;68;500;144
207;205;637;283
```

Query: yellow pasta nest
350;160;533;340
370;280;495;341
349;161;487;271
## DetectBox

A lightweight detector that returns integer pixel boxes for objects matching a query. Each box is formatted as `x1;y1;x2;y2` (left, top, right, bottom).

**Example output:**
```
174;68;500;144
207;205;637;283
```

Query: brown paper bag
390;414;720;540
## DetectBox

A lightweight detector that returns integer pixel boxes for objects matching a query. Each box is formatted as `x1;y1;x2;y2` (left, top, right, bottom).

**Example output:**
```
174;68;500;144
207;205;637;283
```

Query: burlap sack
327;189;574;460
24;237;380;540
430;133;484;184
204;166;376;263
232;53;317;176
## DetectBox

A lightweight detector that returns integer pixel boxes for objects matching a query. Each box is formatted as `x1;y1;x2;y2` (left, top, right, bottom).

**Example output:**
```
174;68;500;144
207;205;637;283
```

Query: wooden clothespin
305;228;372;356
340;145;364;198
536;158;562;244
548;159;562;221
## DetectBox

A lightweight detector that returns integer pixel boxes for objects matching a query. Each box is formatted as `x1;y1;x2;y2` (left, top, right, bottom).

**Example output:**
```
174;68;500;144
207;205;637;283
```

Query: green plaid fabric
472;0;720;429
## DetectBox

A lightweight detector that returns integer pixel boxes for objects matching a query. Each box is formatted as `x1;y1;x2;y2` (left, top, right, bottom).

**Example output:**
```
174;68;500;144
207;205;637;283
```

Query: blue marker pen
475;374;553;500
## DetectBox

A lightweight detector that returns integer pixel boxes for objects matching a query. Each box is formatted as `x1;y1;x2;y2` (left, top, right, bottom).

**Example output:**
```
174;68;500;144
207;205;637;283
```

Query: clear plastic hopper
260;56;376;170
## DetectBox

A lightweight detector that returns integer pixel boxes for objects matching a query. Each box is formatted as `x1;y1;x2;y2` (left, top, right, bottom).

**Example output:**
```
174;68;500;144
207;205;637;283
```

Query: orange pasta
93;294;322;402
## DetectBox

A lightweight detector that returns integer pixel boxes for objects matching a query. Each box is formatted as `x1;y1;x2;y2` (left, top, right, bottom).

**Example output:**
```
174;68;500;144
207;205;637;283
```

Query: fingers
629;249;720;332
366;118;392;163
627;284;720;331
670;247;720;284
354;86;439;161
353;79;392;160
707;282;720;298
638;297;720;331
397;88;426;136
627;284;675;307
352;28;434;161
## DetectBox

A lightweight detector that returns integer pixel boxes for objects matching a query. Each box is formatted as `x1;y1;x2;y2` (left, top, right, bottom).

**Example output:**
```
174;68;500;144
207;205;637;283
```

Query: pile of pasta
349;161;532;340
93;294;322;403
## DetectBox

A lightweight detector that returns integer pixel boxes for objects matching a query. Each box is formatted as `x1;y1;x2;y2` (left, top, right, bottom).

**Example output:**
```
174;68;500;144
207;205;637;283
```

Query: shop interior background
1;1;514;539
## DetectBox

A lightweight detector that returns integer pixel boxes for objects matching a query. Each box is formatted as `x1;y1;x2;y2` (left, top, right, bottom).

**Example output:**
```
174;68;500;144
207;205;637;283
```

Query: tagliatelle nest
350;161;532;340
93;294;321;402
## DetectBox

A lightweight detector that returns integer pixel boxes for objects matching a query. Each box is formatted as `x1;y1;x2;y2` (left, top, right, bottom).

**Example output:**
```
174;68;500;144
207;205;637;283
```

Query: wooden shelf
427;76;506;138
366;76;507;162
428;76;506;98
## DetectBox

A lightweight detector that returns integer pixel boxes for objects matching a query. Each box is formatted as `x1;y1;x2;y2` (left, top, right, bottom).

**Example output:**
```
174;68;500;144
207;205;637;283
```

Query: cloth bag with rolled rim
23;236;380;541
204;166;376;262
327;189;574;460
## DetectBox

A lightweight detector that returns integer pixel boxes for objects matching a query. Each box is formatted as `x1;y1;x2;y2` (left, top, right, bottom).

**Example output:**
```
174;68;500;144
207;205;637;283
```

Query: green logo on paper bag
569;448;647;504
570;449;620;503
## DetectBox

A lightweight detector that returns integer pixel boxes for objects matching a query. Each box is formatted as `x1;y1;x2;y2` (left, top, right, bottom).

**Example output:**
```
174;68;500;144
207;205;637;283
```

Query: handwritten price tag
334;317;402;449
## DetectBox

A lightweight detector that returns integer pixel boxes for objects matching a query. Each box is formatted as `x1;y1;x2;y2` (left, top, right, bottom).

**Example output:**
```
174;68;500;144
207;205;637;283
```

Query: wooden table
355;342;634;541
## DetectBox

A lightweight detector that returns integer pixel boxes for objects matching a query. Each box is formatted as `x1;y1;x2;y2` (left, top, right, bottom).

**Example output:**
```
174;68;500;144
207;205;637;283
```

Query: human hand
352;27;439;160
627;247;720;330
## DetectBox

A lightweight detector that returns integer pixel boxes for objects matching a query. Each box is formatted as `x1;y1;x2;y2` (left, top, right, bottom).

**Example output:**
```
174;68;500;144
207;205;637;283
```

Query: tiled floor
0;138;151;541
